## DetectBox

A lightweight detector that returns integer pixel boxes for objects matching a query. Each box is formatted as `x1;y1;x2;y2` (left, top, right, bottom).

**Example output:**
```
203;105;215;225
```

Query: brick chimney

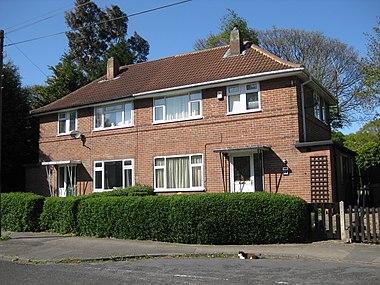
106;57;120;80
230;26;243;56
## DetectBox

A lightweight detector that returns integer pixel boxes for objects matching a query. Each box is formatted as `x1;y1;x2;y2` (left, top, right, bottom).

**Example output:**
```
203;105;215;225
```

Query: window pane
95;108;102;128
105;105;122;112
155;158;165;166
154;106;164;121
59;120;66;134
58;167;65;188
191;155;202;164
192;166;202;187
190;101;200;116
95;170;102;189
228;86;239;94
228;94;241;113
125;103;132;124
104;111;122;127
234;156;251;181
124;160;132;166
58;113;66;120
124;169;132;188
166;95;189;120
190;92;201;100
246;92;259;110
166;157;189;189
155;169;164;188
246;83;257;91
154;98;165;106
104;161;122;189
95;162;102;168
69;112;76;131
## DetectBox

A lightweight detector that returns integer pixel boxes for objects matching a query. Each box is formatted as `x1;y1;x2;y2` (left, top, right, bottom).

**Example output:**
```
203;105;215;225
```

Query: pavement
1;231;380;265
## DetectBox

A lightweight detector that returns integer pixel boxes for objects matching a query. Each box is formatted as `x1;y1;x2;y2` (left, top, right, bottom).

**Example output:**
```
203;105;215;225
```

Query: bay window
154;154;203;192
153;92;202;123
58;111;77;135
94;159;134;191
227;82;260;114
95;102;133;129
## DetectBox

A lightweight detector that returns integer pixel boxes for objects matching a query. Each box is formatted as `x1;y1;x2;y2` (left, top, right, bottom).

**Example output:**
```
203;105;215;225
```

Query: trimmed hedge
39;196;85;234
1;192;45;232
77;192;308;244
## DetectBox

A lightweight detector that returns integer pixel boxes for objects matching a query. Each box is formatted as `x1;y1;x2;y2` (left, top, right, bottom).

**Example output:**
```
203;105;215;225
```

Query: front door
58;165;77;197
230;152;264;193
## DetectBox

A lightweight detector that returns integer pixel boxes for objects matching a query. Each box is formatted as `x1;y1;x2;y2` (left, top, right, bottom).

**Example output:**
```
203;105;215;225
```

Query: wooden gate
308;203;341;240
347;205;380;243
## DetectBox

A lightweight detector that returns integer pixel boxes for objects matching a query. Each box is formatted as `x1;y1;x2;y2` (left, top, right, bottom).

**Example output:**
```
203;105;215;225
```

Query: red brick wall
37;77;335;202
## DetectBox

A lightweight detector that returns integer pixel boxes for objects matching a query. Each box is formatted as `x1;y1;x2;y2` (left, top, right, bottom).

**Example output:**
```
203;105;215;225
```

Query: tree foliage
193;9;259;50
358;17;380;108
257;28;365;128
344;119;380;170
1;61;38;191
31;0;150;109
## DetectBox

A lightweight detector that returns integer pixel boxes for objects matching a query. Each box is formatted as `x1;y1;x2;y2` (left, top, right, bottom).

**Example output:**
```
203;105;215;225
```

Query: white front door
231;154;255;192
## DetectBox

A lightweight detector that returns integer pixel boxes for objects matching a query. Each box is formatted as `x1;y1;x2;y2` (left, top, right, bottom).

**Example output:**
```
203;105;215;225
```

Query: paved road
1;257;380;285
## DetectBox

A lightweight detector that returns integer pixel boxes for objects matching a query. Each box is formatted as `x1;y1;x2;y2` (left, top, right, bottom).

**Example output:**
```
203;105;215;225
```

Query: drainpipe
301;76;312;142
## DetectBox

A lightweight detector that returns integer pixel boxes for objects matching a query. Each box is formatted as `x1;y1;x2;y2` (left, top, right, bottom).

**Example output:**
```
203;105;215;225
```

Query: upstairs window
227;82;261;114
313;93;328;124
95;102;133;129
153;92;202;123
58;111;77;135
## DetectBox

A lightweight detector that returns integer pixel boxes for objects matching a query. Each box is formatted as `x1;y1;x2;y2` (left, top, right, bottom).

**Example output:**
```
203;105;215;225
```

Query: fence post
339;201;346;241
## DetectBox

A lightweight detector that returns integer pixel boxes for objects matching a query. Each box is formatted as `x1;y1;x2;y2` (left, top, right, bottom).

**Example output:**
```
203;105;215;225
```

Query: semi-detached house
28;28;355;203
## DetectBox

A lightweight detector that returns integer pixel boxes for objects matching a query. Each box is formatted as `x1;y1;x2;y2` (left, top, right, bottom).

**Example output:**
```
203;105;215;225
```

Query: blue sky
1;0;379;133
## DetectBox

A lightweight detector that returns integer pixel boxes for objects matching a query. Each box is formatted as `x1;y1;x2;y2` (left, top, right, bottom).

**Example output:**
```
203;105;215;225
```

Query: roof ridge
249;43;301;68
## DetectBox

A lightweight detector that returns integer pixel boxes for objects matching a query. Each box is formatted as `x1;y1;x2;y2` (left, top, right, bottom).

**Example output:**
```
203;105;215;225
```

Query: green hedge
77;192;308;244
88;184;155;198
39;196;85;234
1;192;45;232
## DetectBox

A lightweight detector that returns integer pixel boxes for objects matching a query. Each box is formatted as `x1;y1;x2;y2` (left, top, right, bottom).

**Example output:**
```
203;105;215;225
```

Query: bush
77;192;308;244
39;196;85;233
88;184;155;198
1;192;45;231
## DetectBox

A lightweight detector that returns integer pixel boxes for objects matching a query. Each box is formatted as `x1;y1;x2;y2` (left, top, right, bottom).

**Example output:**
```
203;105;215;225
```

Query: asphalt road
1;258;380;285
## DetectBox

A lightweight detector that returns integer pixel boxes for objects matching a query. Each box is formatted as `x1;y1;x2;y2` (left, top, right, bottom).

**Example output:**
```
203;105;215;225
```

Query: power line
6;1;93;34
5;35;48;78
4;0;192;47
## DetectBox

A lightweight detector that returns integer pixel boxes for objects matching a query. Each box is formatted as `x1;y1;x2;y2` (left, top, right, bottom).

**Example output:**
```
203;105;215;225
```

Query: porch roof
213;145;272;153
41;160;82;166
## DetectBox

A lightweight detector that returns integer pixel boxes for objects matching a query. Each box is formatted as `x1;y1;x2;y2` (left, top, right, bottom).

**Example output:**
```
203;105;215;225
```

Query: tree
29;53;87;109
193;9;259;50
257;28;365;128
358;17;380;108
1;61;38;191
344;119;380;170
32;0;150;108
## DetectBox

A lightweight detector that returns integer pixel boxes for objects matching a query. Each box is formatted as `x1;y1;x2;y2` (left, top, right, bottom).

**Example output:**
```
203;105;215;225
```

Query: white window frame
153;91;203;124
154;154;204;192
227;82;261;115
93;159;134;192
57;111;77;135
94;101;133;130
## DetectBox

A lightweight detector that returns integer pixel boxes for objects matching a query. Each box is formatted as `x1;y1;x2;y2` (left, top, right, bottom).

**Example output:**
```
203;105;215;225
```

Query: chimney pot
230;27;243;56
107;57;120;80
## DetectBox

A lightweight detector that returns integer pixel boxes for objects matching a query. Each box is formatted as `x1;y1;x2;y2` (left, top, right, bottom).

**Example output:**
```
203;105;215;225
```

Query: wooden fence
308;202;380;243
347;205;380;243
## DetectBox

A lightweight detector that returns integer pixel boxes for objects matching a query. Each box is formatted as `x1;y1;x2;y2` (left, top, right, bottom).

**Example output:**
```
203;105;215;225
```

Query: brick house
28;28;355;203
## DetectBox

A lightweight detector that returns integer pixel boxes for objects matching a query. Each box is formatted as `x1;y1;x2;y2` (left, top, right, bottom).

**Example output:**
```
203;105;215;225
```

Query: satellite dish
70;130;82;139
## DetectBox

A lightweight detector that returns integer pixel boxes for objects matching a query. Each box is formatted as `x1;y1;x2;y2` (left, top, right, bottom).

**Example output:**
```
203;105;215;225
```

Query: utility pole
0;29;4;237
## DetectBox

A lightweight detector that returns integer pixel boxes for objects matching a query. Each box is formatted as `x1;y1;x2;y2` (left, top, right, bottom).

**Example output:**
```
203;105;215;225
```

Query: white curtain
167;157;189;189
166;95;188;120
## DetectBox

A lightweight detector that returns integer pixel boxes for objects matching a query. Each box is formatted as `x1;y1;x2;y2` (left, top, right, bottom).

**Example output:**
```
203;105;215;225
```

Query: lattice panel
310;156;329;202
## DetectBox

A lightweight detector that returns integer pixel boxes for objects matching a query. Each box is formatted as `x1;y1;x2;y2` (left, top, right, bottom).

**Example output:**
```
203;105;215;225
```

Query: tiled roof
31;44;301;115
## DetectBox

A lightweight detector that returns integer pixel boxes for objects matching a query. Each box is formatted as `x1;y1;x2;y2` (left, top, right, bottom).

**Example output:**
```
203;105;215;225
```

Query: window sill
227;109;262;116
93;124;134;132
154;188;205;193
153;116;203;125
